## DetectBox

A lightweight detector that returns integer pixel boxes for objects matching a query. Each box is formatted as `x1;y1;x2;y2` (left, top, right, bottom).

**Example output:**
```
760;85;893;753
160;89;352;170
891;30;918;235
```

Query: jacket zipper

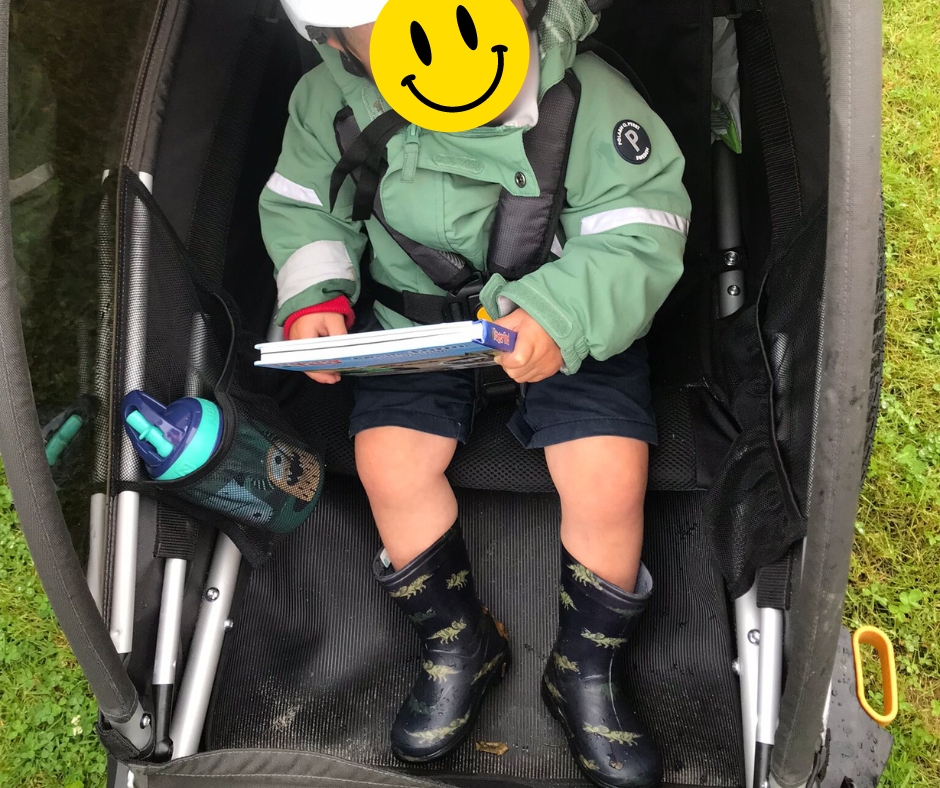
401;125;420;183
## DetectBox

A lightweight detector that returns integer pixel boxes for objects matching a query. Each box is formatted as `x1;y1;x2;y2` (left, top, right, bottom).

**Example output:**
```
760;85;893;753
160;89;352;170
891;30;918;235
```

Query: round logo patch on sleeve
613;120;652;165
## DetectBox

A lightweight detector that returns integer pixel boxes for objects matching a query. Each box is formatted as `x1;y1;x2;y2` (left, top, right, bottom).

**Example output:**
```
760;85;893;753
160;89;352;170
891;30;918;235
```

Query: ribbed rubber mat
206;478;742;787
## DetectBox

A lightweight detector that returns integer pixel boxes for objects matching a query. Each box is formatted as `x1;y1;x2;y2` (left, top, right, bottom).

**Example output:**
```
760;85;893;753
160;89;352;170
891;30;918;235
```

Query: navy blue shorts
348;340;657;449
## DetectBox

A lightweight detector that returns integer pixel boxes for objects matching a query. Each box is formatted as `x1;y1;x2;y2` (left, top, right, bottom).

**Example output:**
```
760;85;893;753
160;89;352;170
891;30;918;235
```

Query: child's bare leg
545;435;648;592
355;426;458;570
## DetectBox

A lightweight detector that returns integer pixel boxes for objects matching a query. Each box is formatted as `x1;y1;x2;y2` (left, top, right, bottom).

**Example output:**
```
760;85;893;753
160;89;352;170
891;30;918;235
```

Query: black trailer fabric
207;478;742;788
141;749;452;787
772;0;883;782
692;2;832;599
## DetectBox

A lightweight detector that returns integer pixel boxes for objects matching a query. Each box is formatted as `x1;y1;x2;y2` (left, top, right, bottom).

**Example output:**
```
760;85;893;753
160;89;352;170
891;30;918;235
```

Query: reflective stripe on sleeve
265;172;323;206
10;162;54;201
550;235;564;257
580;207;690;238
276;240;354;307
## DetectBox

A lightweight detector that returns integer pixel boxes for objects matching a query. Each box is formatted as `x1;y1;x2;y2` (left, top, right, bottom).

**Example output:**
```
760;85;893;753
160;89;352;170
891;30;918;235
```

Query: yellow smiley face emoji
370;0;531;132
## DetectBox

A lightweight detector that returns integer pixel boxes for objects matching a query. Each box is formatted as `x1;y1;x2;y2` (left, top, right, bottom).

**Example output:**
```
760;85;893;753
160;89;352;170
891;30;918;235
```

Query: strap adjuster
444;273;487;322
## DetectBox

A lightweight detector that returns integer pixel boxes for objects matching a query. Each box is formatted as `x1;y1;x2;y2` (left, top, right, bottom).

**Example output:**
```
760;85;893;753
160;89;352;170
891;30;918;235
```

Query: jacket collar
313;0;599;195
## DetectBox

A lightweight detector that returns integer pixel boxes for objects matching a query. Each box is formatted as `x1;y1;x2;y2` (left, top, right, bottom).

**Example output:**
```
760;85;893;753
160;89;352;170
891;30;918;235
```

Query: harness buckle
444;273;487;322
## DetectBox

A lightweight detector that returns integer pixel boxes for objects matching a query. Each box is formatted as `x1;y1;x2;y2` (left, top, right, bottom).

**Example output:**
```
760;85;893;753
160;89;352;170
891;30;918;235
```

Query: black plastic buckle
444;273;486;322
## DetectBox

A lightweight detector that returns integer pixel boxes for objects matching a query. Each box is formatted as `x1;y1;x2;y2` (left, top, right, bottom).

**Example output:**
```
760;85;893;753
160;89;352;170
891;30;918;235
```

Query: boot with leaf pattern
374;523;510;762
542;547;661;788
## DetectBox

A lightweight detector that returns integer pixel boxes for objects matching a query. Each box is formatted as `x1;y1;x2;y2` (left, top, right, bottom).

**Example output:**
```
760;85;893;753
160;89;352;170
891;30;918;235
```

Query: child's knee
548;437;648;521
355;427;456;503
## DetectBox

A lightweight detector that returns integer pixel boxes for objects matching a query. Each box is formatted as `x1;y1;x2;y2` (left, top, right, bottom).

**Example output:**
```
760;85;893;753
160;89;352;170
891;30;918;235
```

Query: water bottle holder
147;389;323;558
113;170;325;566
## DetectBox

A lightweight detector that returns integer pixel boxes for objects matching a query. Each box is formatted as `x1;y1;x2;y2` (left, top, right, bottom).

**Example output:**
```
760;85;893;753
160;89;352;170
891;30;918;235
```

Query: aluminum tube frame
169;532;242;759
89;173;114;612
109;491;140;655
757;608;784;746
754;607;784;788
736;585;761;788
153;558;187;685
87;492;108;614
149;312;208;688
108;170;153;657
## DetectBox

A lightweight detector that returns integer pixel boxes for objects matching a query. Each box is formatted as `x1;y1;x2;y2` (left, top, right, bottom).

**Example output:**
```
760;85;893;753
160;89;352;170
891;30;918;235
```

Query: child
260;1;690;785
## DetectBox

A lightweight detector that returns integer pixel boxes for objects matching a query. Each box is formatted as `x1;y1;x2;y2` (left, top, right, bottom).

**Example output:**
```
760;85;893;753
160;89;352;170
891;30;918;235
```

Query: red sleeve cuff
283;296;355;339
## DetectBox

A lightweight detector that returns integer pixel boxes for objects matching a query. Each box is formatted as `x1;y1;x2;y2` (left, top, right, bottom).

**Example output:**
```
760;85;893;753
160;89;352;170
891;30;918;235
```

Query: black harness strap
331;71;582;323
329;109;409;221
368;282;487;325
334;108;479;293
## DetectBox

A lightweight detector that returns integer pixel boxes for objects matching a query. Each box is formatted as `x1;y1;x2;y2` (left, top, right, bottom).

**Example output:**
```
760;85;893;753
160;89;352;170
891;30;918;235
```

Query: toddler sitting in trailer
259;1;690;785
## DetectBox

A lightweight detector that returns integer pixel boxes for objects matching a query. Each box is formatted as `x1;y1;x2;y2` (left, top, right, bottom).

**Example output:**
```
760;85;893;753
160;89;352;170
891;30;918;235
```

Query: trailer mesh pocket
152;387;323;563
112;169;323;565
703;201;827;598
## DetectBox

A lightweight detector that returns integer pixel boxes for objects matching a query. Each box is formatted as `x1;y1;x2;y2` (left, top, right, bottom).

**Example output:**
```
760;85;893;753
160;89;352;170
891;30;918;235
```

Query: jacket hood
534;0;600;83
313;0;600;121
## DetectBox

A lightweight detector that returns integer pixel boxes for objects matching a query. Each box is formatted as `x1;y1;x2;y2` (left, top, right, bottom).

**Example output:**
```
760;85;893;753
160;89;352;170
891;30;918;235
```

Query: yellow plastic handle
852;625;898;726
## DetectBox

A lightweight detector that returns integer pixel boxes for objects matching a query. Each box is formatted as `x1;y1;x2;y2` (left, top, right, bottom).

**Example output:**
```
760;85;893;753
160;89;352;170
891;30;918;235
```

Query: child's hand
289;312;348;384
493;308;563;383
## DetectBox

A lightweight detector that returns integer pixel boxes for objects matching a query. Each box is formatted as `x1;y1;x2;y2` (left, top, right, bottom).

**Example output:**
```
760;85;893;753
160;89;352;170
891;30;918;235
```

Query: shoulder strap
329;109;409;222
485;70;581;281
333;108;478;293
330;70;582;317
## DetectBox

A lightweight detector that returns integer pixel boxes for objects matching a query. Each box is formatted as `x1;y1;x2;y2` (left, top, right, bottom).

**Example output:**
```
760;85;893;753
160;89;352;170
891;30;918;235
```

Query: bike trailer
0;0;891;786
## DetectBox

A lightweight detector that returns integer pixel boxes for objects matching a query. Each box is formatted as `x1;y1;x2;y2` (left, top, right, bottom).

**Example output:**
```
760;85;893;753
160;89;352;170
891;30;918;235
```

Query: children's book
255;320;516;375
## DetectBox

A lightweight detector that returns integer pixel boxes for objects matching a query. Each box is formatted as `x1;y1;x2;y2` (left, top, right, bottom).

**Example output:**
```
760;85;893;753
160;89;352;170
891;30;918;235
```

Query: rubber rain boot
542;547;661;788
374;523;510;763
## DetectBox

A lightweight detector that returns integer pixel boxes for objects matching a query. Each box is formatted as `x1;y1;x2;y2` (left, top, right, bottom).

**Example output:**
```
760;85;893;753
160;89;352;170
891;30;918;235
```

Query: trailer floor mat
206;477;743;788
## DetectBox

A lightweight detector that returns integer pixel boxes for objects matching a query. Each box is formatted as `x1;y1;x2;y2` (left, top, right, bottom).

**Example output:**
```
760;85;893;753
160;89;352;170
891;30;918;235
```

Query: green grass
843;0;940;785
0;468;106;788
1;0;939;786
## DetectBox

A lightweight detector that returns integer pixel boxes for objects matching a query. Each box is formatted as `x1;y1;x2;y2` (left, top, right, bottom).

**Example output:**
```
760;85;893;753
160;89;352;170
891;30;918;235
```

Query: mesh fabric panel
703;203;827;598
112;171;323;566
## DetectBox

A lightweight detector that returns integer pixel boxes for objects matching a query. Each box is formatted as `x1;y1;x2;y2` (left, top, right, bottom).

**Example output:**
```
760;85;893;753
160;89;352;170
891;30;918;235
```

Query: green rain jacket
259;0;691;374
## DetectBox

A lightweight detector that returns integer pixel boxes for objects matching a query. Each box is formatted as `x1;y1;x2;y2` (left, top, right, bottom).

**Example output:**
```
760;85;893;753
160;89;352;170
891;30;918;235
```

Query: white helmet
279;0;389;40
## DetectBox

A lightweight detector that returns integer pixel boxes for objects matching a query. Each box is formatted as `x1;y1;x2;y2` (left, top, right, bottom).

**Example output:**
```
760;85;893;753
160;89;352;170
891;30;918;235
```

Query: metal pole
736;585;761;788
87;492;107;614
109;491;140;655
89;172;114;613
714;142;746;318
151;556;187;759
754;607;784;788
109;171;154;657
149;312;212;759
169;532;242;758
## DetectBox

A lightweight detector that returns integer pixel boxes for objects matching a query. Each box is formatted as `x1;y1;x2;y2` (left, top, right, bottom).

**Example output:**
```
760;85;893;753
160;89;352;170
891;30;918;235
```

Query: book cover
255;320;516;376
